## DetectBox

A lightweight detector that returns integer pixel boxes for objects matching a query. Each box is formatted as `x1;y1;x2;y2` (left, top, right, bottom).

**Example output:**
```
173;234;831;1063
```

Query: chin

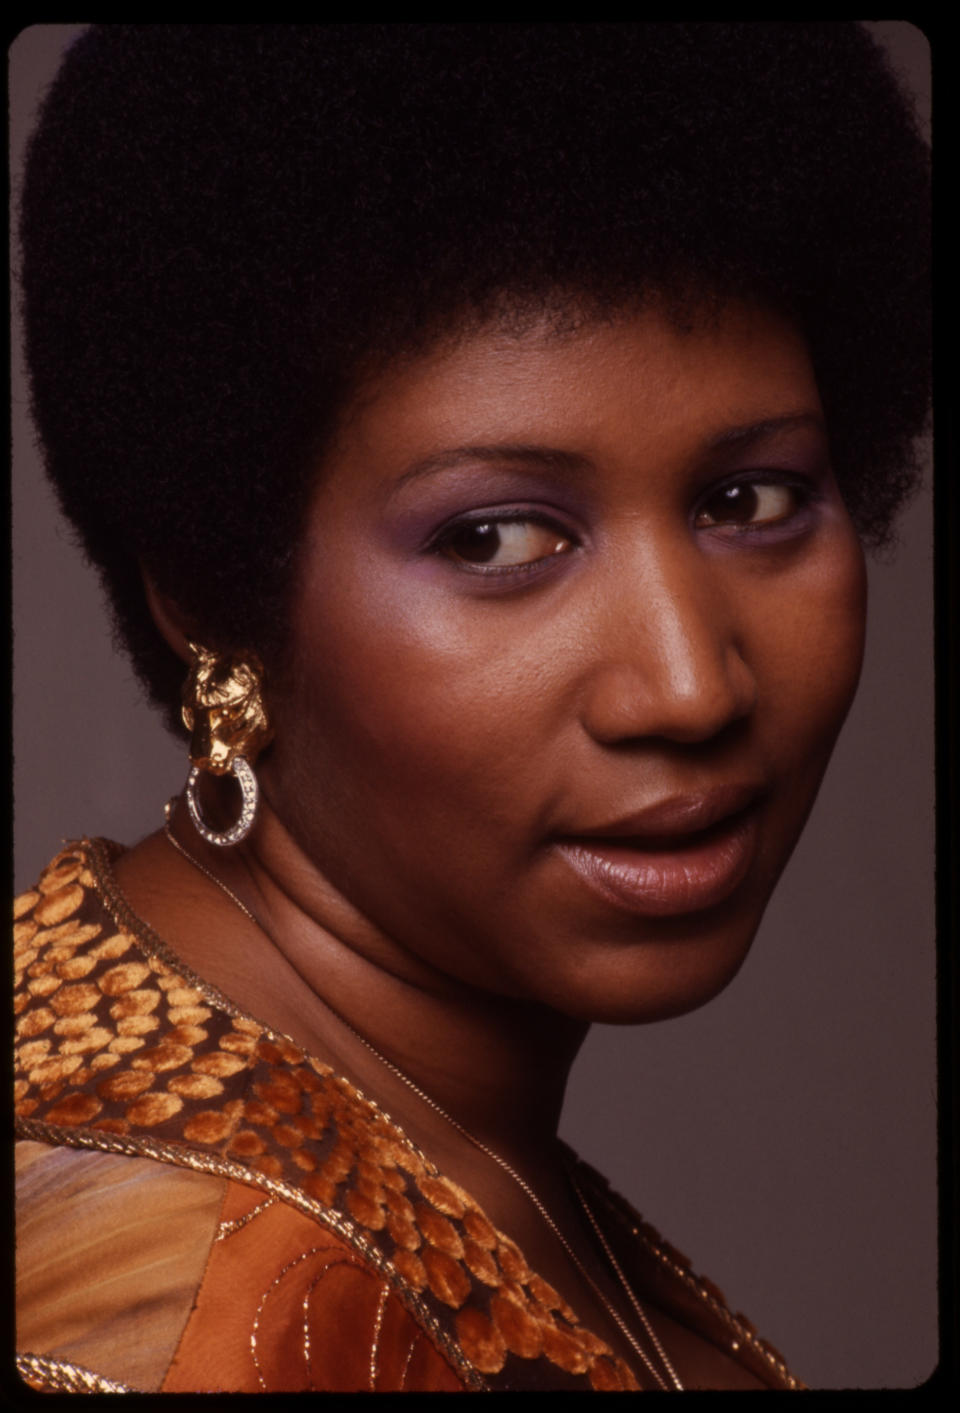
542;911;764;1027
584;974;747;1027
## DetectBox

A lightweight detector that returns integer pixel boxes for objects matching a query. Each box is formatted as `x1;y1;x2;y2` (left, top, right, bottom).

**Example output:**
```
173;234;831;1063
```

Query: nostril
580;644;756;748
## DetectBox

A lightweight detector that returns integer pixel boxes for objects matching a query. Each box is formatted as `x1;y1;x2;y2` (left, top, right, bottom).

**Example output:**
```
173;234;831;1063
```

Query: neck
115;808;688;1387
156;796;589;1164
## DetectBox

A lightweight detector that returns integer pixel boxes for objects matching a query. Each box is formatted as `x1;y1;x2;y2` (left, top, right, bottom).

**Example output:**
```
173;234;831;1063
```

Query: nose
579;550;757;747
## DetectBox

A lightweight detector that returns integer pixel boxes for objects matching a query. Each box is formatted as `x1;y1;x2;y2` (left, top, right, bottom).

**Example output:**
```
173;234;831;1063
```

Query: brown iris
696;481;795;528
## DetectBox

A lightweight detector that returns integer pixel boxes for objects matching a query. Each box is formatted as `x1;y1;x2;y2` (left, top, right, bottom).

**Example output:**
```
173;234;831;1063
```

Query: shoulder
16;1138;463;1393
165;1172;465;1392
14;845;636;1392
15;844;470;1393
15;844;797;1393
16;1139;224;1391
569;1153;802;1391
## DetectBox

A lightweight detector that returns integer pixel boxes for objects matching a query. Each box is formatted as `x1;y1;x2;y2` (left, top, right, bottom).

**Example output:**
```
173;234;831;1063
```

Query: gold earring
180;641;273;846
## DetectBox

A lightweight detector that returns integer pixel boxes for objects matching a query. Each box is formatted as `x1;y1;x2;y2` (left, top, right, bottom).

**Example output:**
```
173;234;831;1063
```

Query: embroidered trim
636;1228;799;1387
399;1331;419;1390
16;1351;136;1393
252;1246;326;1390
216;1194;276;1241
370;1281;391;1391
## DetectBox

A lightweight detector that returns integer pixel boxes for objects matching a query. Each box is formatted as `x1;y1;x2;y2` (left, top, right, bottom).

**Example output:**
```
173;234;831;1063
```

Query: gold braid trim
86;836;267;1028
17;1352;136;1393
635;1230;801;1389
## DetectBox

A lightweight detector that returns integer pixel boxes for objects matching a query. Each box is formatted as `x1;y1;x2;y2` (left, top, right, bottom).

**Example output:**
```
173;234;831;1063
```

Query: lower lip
555;810;759;919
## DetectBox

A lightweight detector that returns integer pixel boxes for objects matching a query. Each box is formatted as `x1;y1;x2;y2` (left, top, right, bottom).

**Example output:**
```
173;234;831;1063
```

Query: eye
695;480;799;529
435;516;574;571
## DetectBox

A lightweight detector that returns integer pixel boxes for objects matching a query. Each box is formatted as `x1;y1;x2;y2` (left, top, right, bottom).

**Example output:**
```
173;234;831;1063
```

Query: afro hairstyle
19;23;930;724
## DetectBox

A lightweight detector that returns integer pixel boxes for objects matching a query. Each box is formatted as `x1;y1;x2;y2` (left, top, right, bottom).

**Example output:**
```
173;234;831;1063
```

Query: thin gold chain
162;807;683;1390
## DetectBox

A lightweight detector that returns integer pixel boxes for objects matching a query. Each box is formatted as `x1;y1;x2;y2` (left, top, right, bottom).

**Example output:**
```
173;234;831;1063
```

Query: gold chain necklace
162;808;683;1391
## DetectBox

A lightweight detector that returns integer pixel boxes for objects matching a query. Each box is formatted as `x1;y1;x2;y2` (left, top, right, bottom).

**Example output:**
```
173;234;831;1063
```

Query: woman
14;24;931;1392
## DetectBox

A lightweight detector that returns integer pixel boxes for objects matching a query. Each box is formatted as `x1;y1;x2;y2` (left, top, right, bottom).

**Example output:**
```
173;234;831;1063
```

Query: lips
554;784;764;918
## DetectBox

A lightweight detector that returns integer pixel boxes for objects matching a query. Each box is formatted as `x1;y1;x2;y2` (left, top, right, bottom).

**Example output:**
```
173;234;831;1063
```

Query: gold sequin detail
399;1332;418;1390
216;1195;276;1241
251;1247;326;1390
369;1282;391;1391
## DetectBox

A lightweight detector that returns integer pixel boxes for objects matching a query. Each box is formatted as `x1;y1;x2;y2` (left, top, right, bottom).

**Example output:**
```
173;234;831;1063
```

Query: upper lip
561;782;765;845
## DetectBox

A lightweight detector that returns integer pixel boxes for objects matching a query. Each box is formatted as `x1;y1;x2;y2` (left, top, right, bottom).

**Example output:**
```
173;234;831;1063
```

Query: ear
141;568;199;666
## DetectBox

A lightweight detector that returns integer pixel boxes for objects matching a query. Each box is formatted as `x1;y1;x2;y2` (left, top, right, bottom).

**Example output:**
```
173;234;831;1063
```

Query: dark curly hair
19;23;930;727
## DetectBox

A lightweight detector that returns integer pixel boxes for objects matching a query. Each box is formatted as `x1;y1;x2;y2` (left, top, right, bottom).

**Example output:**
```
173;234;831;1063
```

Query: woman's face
261;301;866;1023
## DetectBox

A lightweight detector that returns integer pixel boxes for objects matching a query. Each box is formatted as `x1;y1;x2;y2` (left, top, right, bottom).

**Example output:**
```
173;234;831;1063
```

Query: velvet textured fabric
15;842;799;1392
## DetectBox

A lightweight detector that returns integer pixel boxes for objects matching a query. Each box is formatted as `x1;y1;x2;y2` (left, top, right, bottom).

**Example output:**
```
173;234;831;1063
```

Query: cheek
272;577;555;839
754;527;867;774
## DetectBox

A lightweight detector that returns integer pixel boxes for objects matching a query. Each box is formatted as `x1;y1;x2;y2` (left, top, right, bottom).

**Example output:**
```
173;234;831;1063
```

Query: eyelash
427;509;578;577
694;472;820;534
427;473;820;577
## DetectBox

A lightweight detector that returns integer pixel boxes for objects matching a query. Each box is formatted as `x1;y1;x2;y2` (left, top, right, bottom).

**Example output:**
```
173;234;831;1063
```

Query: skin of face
257;300;867;1027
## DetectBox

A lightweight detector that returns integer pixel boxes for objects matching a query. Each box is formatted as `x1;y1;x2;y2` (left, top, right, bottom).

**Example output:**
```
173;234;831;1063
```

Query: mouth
553;786;764;919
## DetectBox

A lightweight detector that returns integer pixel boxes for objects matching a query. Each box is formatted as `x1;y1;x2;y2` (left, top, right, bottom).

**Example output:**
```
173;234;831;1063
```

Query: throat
116;809;586;1170
107;825;697;1389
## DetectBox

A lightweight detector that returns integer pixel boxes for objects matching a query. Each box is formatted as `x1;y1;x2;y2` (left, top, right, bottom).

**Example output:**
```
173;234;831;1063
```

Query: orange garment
15;841;800;1393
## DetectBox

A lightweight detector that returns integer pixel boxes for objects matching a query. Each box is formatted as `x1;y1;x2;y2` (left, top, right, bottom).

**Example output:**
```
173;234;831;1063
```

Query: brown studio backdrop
10;23;935;1389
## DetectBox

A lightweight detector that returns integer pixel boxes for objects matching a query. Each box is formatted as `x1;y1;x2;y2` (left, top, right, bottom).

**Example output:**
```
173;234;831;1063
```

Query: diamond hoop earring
184;758;260;846
180;641;273;847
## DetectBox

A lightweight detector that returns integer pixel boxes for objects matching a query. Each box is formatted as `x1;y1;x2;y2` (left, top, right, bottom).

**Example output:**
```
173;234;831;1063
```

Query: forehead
333;301;821;478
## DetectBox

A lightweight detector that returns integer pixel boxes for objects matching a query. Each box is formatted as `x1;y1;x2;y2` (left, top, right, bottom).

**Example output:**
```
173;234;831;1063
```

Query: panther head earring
180;641;273;846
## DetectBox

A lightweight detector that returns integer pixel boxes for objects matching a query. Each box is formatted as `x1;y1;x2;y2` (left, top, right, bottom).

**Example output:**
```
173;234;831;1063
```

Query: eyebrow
706;411;826;450
394;444;592;488
394;412;826;488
